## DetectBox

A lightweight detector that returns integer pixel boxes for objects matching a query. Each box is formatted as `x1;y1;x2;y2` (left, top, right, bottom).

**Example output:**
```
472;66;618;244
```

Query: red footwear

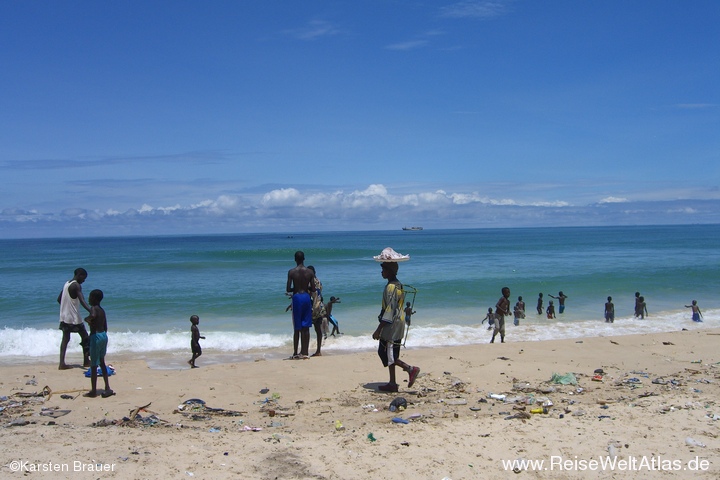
408;366;420;388
378;383;399;392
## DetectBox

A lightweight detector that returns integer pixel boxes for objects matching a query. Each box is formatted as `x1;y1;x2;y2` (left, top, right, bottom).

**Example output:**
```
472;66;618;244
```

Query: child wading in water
491;287;511;343
685;300;703;322
188;315;206;368
481;307;495;331
84;289;113;398
546;300;556;319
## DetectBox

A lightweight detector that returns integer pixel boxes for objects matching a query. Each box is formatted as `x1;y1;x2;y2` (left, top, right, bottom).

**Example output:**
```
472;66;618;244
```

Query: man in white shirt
57;268;91;369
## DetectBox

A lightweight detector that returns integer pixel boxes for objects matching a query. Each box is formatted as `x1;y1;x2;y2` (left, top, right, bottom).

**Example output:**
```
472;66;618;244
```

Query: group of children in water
481;289;704;338
481;290;569;336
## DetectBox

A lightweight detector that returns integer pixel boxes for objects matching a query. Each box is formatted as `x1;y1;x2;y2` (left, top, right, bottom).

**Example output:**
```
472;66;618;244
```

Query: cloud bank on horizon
1;1;719;238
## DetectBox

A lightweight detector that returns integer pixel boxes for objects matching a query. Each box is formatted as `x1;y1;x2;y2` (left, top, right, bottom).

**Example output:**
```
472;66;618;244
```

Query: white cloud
599;196;629;204
286;20;341;41
673;103;719;110
385;40;429;51
440;1;510;19
3;184;720;238
261;188;302;207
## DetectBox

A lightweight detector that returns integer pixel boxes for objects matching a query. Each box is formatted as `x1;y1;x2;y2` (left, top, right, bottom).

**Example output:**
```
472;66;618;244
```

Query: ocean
1;225;718;368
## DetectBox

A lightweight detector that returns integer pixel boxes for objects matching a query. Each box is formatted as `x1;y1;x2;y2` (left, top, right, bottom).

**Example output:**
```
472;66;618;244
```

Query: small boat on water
402;226;423;231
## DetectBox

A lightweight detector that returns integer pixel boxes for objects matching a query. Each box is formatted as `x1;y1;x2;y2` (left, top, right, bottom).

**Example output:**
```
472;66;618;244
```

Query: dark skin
189;316;205;368
491;287;511;343
57;271;91;369
549;292;567;306
372;263;413;388
287;254;316;357
84;294;112;398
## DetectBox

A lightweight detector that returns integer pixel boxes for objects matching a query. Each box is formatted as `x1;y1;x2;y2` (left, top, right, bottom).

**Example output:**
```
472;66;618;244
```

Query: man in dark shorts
286;251;316;359
372;260;420;392
58;268;91;369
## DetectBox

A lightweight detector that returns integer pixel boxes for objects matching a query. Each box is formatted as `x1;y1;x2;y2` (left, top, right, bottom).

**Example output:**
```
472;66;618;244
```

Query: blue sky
1;1;719;238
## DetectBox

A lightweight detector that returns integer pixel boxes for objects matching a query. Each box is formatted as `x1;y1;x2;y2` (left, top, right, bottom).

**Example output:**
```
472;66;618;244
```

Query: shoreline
3;329;720;478
3;316;716;369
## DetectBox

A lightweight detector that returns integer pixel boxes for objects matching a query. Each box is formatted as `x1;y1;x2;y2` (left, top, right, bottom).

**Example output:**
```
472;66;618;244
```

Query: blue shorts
89;332;108;367
292;293;313;331
559;305;565;314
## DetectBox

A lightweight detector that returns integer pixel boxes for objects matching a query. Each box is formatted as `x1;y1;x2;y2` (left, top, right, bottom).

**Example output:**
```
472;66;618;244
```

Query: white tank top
59;280;82;325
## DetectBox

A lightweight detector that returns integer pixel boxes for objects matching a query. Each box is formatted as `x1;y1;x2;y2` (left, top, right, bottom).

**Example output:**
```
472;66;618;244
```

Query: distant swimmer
536;293;543;315
604;296;615;323
636;296;648;319
404;302;416;326
326;296;342;336
513;296;525;326
549;291;568;314
634;292;649;318
481;307;495;331
685;300;703;322
546;300;556;319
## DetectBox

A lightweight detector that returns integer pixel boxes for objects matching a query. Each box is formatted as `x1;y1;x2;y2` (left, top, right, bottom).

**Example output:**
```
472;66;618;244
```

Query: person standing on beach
308;265;327;357
491;287;511;343
549;291;568;314
372;260;420;392
84;289;113;397
58;268;91;370
605;296;615;323
188;315;205;368
287;251;315;359
685;300;703;322
536;293;544;315
513;296;525;326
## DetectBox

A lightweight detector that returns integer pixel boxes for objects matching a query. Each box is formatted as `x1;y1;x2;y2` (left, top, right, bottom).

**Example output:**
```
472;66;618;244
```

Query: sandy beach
2;329;720;479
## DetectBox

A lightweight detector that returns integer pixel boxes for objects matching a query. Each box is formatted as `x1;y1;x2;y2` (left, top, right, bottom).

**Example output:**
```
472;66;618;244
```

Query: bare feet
83;391;97;398
58;364;72;370
101;389;115;398
311;352;322;357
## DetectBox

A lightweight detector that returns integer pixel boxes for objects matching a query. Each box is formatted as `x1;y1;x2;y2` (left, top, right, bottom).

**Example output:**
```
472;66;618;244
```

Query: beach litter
175;398;246;418
550;373;578;385
91;402;169;427
685;437;706;448
389;397;407;412
39;408;71;418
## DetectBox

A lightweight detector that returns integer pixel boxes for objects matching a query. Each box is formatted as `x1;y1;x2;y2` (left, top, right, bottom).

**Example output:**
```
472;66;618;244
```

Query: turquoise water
1;225;718;365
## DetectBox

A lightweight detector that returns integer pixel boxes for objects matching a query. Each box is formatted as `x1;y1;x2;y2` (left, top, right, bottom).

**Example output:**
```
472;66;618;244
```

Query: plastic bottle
607;444;618;458
685;437;706;447
530;407;548;414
